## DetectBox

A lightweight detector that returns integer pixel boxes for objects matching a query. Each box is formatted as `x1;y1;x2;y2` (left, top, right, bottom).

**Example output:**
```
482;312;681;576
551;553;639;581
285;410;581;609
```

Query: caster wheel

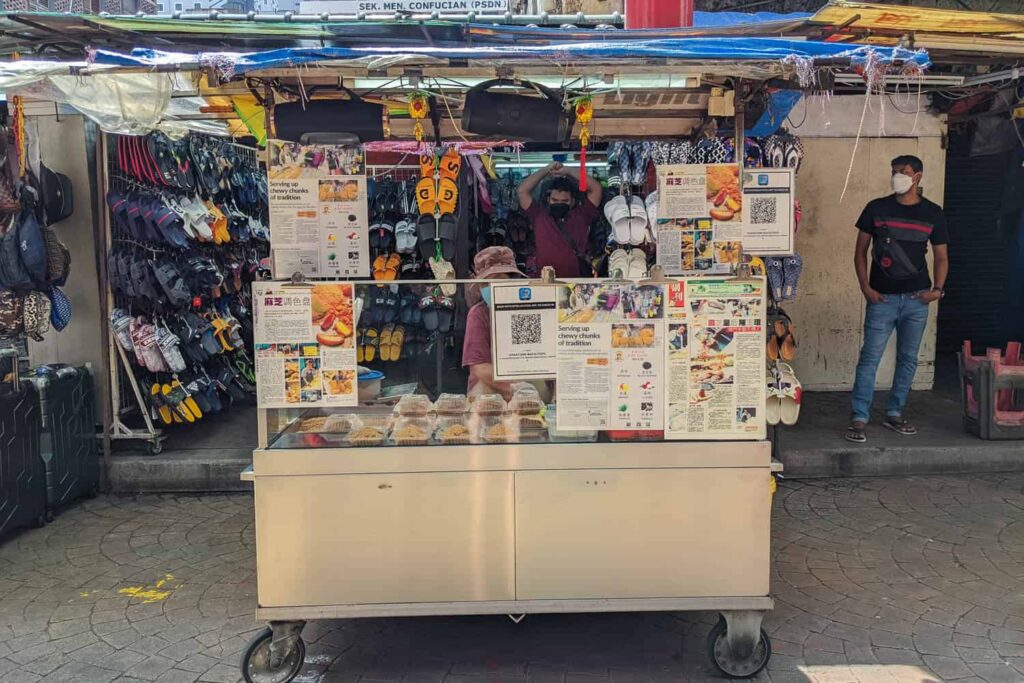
33;514;46;528
707;619;771;679
45;510;54;523
148;441;163;455
241;626;305;683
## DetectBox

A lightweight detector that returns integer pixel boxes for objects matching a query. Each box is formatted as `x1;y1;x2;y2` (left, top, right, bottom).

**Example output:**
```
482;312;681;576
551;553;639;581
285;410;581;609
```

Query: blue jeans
850;293;930;424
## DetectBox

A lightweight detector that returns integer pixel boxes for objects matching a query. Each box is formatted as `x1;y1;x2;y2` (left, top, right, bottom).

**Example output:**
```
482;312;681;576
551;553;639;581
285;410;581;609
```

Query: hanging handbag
461;79;575;144
39;164;73;225
273;87;386;142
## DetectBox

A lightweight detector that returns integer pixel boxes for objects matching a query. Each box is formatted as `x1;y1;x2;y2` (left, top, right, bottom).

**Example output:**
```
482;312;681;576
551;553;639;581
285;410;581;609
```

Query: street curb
109;451;252;493
780;443;1024;478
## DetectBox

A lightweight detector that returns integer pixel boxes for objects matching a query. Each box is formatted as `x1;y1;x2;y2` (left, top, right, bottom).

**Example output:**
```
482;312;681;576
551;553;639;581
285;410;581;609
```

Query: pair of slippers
358;324;406;363
767;310;797;361
608;248;647;279
766;255;803;303
605;195;651;246
607;141;652;187
417;213;458;262
150;379;203;425
418;294;456;333
766;362;801;426
372;253;402;281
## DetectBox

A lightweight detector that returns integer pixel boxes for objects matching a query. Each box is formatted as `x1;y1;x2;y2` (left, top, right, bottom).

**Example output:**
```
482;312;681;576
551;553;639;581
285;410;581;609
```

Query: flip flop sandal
150;383;174;425
776;362;802;426
162;382;196;423
435;296;456;333
156;326;187;373
845;424;867;443
428;258;457;296
110;309;134;352
781;254;804;301
627;249;648;279
415;177;437;215
773;312;797;361
380;324;394;362
356;329;365;364
364;328;380;362
419;295;439;332
766;258;785;303
372;254;389;281
171;379;203;420
199;322;223;357
437;177;459;215
417;214;439;260
882;417;917;435
215;367;248;402
630;142;652;186
390;324;405;361
419;154;437;180
381;287;401;324
210;317;235;352
767;326;780;362
438;213;458;261
439;148;461;182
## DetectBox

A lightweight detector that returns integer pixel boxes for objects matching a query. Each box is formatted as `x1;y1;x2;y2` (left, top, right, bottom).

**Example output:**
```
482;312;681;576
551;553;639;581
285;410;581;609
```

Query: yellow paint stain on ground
118;574;176;604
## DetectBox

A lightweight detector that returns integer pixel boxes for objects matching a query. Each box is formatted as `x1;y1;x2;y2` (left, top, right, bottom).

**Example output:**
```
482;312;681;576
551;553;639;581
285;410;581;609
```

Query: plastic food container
434;393;469;415
357;369;384;402
479;416;512;443
322;413;356;433
517;414;549;443
471;394;507;416
546;404;599;443
509;389;544;416
391;417;432;446
434;416;472;445
296;416;328;433
345;425;386;447
395;394;432;417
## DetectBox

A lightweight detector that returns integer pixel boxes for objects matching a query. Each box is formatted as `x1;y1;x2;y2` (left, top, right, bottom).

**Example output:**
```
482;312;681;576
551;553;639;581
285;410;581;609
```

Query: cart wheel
241;626;305;683
45;510;55;523
707;618;771;679
148;440;163;455
33;514;46;528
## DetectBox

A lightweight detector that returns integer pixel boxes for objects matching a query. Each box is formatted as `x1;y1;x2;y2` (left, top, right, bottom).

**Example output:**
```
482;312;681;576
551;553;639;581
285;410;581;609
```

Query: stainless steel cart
240;438;779;681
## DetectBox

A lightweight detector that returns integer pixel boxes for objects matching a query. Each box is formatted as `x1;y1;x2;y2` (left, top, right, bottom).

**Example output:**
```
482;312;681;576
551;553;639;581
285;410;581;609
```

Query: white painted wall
783;95;946;392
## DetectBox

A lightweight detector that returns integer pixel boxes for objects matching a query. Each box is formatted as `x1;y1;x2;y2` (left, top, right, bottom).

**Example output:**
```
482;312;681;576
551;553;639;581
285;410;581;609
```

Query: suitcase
0;349;46;538
25;364;99;515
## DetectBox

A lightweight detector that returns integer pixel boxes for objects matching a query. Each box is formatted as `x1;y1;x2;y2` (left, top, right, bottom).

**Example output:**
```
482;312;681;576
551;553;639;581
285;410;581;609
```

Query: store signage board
664;278;766;441
489;283;558;381
741;167;796;256
298;1;508;13
555;283;667;431
266;140;369;279
253;282;358;408
655;164;744;276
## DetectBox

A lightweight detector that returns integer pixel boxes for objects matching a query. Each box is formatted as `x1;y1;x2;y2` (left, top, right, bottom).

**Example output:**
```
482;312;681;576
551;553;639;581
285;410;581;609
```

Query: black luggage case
0;349;46;538
26;364;99;514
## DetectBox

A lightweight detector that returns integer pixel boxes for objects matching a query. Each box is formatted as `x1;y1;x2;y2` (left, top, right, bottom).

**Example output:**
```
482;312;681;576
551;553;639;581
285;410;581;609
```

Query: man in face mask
846;155;949;444
517;160;604;278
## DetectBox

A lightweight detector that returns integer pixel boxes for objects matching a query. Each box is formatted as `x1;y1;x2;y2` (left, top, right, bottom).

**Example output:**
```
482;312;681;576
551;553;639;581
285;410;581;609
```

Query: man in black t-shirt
846;155;949;443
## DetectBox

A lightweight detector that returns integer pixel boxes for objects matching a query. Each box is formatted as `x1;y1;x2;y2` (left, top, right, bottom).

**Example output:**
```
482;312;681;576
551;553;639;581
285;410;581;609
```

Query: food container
479;416;512;443
296;416;328;433
322;413;356;433
434;393;469;415
515;414;549;442
345;425;386;447
470;394;506;416
509;389;543;416
434;416;472;445
546;404;599;443
391;417;432;446
395;394;433;417
357;369;384;402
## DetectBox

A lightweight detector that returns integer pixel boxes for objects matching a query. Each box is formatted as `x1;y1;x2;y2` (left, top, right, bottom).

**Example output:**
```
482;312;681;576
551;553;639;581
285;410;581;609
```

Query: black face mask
548;203;571;221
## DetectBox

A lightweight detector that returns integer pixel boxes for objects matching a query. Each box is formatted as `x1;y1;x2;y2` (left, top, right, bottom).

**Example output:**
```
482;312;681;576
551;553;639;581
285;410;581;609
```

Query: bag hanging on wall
39;164;73;225
461;79;575;144
273;87;386;142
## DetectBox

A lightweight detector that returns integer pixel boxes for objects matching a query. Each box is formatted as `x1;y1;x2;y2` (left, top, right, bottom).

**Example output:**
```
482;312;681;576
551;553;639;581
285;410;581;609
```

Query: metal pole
88;123;112;491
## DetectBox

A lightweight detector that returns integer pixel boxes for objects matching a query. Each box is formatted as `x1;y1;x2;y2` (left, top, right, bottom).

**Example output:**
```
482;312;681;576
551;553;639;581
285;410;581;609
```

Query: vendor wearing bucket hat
517;161;603;278
461;246;526;399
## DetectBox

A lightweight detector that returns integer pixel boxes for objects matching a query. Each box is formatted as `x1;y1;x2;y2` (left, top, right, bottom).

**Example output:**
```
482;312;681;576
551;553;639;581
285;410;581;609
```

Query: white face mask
891;173;915;195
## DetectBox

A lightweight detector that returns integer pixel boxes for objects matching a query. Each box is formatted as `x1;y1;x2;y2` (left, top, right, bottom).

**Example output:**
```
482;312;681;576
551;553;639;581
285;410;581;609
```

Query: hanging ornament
409;91;430;144
574;95;594;193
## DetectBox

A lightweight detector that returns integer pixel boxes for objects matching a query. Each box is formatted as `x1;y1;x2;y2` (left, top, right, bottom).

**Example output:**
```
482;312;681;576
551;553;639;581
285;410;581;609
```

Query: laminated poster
253;282;358;409
741;167;795;256
490;283;559;381
656;164;744;276
555;283;666;431
664;278;766;440
267;140;369;279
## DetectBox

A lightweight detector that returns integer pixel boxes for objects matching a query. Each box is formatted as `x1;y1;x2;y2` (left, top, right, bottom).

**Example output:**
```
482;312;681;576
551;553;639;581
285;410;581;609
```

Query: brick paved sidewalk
4;475;1024;682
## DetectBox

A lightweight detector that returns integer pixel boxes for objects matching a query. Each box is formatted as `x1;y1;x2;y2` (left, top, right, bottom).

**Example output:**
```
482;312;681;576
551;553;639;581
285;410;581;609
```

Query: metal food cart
241;276;778;682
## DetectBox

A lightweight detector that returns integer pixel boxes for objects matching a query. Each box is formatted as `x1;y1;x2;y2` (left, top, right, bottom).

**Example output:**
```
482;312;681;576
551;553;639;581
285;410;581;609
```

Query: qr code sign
750;197;777;225
511;313;542;345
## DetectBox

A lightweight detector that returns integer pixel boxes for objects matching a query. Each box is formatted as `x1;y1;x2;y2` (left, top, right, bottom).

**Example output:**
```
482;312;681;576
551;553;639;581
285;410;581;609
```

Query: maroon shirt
526;201;598;278
462;302;492;394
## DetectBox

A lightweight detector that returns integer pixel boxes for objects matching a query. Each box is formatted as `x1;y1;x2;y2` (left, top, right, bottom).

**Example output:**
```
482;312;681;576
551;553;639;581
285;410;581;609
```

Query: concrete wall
26;115;107;408
785;95;946;391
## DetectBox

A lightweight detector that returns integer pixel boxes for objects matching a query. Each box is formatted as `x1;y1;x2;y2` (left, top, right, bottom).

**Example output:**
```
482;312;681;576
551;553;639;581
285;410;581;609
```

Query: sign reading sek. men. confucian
298;1;508;12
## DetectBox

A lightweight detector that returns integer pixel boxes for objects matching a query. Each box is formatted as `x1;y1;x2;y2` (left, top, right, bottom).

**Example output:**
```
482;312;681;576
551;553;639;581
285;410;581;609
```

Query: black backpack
39;163;73;226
